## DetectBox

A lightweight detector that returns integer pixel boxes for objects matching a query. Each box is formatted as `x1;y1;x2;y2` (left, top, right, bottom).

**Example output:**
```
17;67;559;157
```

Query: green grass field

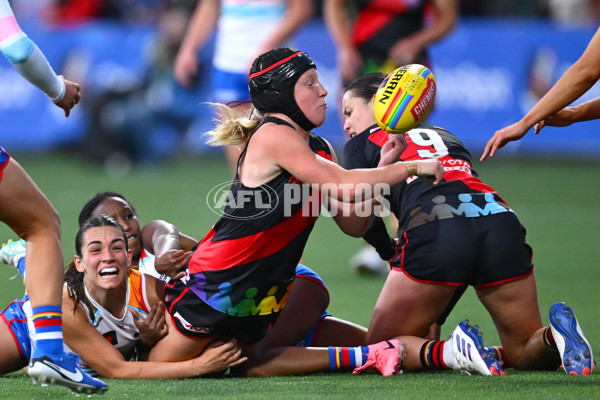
0;151;598;399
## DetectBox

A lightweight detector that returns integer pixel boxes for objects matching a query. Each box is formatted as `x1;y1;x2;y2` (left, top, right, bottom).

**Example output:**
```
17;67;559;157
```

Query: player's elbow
2;37;35;64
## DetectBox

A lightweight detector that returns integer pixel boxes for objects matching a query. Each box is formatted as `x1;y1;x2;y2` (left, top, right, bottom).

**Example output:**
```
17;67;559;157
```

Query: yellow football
374;64;436;134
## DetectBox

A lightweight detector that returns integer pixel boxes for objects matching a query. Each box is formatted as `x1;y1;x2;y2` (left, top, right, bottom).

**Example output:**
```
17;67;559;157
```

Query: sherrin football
374;64;436;134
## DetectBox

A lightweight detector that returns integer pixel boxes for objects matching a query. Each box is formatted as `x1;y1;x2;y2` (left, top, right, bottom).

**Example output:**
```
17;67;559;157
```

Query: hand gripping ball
374;64;436;134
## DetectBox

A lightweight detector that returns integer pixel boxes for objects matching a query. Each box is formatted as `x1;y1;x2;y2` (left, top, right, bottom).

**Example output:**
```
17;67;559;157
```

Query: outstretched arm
312;135;441;237
482;27;600;160
534;96;600;134
62;292;244;379
268;125;443;202
0;0;80;116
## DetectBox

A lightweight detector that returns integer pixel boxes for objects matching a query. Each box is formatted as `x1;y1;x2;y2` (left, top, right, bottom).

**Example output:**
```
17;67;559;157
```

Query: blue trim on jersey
295;264;326;287
0;295;31;362
1;36;35;64
0;146;9;169
295;263;329;297
294;264;331;346
91;309;102;326
221;3;285;18
127;304;148;318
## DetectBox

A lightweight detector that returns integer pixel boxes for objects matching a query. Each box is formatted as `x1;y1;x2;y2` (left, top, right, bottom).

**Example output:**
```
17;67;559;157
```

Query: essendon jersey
342;124;508;235
186;118;332;318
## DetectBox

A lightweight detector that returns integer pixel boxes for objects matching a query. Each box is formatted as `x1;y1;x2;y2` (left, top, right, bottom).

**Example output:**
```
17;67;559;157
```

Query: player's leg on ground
476;274;561;371
0;301;29;374
0;158;62;309
366;270;456;344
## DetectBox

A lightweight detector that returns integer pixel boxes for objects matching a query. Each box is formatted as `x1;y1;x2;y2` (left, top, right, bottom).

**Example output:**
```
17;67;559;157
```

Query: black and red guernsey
342;124;508;235
185;118;332;319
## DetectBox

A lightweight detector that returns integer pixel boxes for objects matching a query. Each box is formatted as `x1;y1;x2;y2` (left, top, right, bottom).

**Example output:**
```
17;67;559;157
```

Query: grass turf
0;151;598;399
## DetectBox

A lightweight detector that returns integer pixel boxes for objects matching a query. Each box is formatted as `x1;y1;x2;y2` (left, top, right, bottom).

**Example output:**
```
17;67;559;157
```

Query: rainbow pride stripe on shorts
380;66;431;129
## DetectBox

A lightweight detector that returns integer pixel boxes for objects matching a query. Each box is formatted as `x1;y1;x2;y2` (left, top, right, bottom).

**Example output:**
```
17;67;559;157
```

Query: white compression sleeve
10;44;65;102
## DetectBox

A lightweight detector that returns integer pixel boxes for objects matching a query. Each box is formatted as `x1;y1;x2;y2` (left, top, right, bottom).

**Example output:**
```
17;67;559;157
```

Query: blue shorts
294;264;331;347
211;67;250;103
0;146;10;182
0;295;31;362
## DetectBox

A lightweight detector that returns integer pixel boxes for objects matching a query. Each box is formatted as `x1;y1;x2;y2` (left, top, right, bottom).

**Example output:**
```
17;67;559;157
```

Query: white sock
443;339;457;369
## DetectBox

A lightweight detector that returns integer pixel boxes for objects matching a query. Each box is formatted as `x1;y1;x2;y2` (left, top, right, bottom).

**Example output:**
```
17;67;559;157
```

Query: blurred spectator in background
42;0;162;25
459;0;543;16
173;0;313;172
540;0;600;24
79;0;201;166
323;0;458;86
46;0;108;23
482;26;600;160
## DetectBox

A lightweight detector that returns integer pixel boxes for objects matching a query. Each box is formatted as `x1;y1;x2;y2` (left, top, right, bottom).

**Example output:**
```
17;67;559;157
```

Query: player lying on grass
0;224;510;379
73;191;385;376
82;193;508;377
2;191;377;377
0;215;245;379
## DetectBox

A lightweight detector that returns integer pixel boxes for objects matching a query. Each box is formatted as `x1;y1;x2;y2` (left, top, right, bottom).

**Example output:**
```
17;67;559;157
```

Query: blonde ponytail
205;103;262;147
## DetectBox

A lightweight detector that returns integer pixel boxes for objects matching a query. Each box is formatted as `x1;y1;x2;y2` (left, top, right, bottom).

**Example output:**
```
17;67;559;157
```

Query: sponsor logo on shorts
173;312;212;334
